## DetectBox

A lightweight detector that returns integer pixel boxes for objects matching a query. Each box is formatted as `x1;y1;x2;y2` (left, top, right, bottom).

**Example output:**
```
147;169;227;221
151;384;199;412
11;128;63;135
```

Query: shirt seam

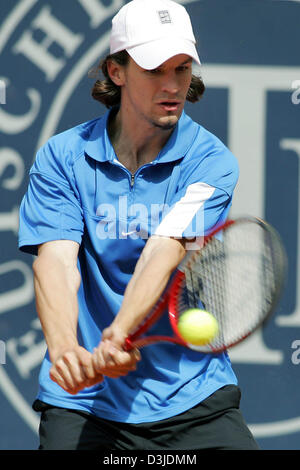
29;170;73;190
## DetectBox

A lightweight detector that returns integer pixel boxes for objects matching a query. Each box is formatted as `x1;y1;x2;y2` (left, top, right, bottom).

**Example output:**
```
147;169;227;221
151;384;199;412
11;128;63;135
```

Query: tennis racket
125;216;287;353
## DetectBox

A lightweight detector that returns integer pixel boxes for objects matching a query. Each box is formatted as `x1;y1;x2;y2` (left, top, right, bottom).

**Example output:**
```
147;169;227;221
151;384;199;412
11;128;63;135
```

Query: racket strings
176;220;283;352
184;238;228;349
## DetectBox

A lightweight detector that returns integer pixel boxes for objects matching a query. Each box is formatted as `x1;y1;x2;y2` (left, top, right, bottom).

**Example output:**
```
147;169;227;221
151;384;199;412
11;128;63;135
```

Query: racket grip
124;338;133;351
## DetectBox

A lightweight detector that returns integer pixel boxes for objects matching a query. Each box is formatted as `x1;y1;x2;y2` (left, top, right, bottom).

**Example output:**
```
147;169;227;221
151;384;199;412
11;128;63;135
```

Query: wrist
101;322;129;348
48;336;79;363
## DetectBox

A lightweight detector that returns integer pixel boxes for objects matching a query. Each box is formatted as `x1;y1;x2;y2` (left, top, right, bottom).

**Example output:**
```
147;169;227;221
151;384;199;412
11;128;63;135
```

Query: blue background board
0;0;300;450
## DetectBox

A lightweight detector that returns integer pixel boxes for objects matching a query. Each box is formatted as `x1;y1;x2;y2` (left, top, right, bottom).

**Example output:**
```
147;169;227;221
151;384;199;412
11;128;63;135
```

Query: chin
153;114;180;130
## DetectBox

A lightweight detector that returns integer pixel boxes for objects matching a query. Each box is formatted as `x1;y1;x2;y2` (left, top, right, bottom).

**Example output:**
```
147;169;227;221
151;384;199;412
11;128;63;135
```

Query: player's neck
108;107;173;174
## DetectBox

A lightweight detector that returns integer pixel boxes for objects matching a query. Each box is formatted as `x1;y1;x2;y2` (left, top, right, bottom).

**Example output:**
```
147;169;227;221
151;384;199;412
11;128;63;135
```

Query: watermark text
0;340;5;365
291;80;300;104
291;340;300;364
95;197;205;250
0;80;6;104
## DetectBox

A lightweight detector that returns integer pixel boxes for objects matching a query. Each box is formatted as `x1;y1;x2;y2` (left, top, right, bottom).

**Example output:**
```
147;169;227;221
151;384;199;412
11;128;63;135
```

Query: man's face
120;54;193;131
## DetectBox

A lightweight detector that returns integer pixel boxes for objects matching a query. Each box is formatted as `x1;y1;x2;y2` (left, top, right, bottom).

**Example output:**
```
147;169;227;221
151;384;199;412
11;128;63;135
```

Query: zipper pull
130;173;135;187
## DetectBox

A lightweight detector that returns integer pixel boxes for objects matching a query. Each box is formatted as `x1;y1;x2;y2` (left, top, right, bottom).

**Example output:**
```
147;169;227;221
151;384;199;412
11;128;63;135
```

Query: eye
176;65;190;72
147;68;161;75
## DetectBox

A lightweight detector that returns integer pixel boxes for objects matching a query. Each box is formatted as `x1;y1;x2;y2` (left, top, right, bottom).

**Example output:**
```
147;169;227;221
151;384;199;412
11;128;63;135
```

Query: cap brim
126;37;201;70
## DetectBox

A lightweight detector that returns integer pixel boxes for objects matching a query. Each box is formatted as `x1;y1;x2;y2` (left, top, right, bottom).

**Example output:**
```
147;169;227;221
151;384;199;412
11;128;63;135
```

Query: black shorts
33;385;259;451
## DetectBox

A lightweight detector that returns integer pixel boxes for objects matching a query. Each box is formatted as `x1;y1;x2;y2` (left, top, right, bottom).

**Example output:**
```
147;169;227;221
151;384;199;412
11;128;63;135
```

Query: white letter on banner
0;82;40;134
199;64;300;363
77;0;123;28
0;207;19;236
6;318;46;379
276;139;300;327
0;148;24;190
13;6;83;82
0;261;34;315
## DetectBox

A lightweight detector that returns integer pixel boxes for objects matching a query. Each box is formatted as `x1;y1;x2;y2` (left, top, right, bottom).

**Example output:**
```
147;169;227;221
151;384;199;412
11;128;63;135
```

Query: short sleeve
154;145;239;239
18;143;84;255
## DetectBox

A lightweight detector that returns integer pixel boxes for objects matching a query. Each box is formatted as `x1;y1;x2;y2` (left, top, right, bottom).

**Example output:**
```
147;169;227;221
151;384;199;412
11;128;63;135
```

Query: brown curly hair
90;51;205;109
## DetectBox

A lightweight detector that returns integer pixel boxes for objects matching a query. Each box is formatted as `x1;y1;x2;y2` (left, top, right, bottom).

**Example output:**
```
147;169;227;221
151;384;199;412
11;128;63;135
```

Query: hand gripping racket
125;216;287;353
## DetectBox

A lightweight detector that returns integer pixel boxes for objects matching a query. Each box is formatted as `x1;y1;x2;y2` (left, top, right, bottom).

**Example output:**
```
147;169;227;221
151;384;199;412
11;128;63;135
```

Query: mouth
157;101;181;112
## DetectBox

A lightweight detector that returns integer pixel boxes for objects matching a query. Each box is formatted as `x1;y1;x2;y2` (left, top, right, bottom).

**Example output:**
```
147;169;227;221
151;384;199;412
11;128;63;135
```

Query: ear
107;60;125;86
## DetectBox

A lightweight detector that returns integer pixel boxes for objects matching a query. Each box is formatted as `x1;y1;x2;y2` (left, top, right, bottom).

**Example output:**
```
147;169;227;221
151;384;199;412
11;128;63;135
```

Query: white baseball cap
110;0;201;70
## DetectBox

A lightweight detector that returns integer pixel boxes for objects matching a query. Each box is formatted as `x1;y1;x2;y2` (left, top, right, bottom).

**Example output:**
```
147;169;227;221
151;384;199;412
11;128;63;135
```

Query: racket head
168;216;287;353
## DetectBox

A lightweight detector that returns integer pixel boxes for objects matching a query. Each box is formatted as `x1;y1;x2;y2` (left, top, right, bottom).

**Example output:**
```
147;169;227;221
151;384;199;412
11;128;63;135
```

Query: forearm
93;237;183;376
32;241;107;394
112;237;186;337
33;255;81;362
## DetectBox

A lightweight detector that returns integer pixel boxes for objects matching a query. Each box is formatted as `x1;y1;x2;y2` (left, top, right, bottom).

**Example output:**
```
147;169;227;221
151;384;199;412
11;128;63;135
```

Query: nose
161;72;180;95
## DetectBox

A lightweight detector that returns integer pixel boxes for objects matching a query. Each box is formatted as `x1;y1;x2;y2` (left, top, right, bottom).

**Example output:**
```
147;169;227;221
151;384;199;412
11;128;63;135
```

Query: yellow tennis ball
177;309;219;346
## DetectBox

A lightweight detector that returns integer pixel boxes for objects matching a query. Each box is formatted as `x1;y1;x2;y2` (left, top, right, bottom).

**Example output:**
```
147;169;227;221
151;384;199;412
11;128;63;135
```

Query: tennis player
18;0;259;450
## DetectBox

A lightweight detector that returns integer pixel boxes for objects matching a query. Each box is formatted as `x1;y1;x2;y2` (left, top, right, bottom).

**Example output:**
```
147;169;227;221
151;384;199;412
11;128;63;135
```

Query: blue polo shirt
18;109;239;423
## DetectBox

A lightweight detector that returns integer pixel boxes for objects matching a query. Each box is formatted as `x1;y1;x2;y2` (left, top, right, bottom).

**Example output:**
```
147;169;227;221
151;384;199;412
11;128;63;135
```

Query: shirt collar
84;108;199;164
84;109;115;163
